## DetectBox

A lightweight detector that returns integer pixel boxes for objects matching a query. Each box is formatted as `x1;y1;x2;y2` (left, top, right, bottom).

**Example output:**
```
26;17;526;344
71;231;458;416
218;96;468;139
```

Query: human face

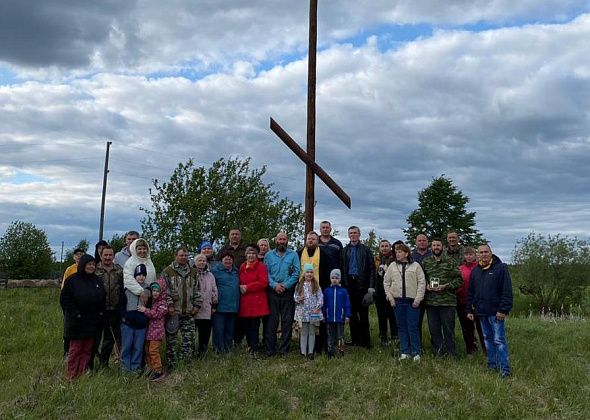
431;241;443;256
477;245;492;265
257;240;269;255
275;233;288;252
201;247;213;257
126;233;139;246
464;251;476;264
175;250;189;266
379;241;391;256
320;222;331;237
151;289;160;299
229;229;241;245
306;233;318;249
73;251;84;264
245;247;257;263
136;245;148;258
101;248;114;266
416;234;428;251
447;232;459;248
330;276;340;285
304;270;315;281
136;274;146;284
395;248;409;262
97;245;105;257
84;260;96;274
222;255;234;269
195;255;207;270
348;228;360;245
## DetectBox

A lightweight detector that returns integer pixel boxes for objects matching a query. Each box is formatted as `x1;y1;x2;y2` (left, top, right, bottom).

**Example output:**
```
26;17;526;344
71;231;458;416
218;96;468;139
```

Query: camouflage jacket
162;263;203;316
95;263;124;311
421;254;463;306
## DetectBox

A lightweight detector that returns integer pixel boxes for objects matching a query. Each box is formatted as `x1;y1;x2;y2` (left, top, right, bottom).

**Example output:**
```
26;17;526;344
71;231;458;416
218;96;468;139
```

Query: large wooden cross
270;0;351;235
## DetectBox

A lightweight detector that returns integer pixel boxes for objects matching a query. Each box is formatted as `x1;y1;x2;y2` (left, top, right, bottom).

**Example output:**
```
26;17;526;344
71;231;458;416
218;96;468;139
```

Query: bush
0;220;54;279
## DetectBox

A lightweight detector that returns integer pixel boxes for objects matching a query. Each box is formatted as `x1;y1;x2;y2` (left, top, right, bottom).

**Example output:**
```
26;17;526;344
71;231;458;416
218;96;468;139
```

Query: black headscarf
94;240;109;263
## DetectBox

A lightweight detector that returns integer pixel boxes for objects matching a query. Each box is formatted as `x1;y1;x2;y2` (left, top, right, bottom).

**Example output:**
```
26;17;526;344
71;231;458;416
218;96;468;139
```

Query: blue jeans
479;315;510;376
212;312;236;353
120;323;146;372
394;299;421;356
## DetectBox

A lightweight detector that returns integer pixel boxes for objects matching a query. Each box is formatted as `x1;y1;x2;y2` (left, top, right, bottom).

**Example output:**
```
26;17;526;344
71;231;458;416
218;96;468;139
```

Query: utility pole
99;141;112;241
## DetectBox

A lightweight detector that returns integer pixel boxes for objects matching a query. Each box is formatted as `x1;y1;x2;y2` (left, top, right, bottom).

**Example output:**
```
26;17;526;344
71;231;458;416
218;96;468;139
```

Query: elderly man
445;231;464;265
467;244;513;378
264;232;300;356
114;230;139;267
340;226;375;348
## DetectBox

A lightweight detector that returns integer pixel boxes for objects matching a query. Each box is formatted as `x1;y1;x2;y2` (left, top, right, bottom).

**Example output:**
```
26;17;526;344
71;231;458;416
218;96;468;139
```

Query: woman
60;254;106;380
194;253;218;357
256;238;270;262
238;244;270;353
384;242;426;361
123;238;157;300
211;252;240;353
94;240;109;263
457;247;486;356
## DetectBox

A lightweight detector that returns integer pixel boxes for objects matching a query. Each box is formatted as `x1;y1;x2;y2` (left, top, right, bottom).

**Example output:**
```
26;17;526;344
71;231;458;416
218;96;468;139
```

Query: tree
512;233;590;311
64;239;89;265
108;233;126;254
404;176;484;246
362;229;381;255
0;220;54;279
141;157;305;253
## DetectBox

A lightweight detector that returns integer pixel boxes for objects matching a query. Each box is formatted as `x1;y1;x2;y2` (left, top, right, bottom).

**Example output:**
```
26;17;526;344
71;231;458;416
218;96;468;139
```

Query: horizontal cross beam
270;117;351;209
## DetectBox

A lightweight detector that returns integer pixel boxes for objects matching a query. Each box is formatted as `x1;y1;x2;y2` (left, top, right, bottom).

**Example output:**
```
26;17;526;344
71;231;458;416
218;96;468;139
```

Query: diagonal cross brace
270;117;351;208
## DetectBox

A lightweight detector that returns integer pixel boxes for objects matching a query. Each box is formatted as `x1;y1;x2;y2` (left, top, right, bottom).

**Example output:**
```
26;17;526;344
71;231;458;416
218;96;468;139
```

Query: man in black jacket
340;226;375;348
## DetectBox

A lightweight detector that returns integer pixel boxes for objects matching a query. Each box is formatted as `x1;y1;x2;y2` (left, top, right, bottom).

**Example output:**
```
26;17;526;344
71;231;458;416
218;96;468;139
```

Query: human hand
137;305;146;313
496;312;506;321
467;313;474;321
140;292;149;305
411;301;419;309
345;317;350;324
275;284;285;294
192;306;201;316
168;306;175;316
240;285;247;295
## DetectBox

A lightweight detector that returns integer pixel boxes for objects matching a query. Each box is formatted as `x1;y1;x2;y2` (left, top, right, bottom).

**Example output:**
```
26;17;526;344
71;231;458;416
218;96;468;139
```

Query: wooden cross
270;0;351;235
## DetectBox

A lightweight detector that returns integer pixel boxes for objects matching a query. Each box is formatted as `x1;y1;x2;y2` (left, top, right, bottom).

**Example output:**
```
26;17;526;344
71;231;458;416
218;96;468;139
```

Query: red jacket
457;261;477;305
238;260;270;318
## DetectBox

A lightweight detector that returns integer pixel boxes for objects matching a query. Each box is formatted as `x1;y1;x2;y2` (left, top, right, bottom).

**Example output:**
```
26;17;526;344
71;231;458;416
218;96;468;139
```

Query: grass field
1;288;589;419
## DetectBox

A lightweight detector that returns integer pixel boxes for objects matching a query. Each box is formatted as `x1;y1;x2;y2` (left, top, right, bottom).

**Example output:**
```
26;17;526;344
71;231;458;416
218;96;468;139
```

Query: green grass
1;289;589;419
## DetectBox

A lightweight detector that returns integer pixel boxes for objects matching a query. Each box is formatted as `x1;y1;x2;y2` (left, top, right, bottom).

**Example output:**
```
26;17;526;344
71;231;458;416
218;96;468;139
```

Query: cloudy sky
1;0;589;261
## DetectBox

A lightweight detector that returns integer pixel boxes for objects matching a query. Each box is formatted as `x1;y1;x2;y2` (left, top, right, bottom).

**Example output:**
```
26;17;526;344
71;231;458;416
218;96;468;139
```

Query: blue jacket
322;285;352;323
264;249;300;290
467;255;513;316
211;265;240;313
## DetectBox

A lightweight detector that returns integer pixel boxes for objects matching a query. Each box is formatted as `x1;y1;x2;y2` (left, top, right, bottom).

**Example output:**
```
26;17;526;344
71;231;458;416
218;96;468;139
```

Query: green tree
362;229;381;255
141;157;305;253
0;220;54;279
64;239;89;265
108;233;126;253
404;176;484;246
512;233;590;311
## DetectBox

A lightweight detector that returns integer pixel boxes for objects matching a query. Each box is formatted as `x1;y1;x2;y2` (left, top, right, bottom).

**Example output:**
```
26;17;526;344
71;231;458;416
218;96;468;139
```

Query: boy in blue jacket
322;269;352;357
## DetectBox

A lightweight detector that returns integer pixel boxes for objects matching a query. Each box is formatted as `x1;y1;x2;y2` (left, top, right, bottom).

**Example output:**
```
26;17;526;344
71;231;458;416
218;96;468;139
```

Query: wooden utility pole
99;141;112;241
270;0;351;235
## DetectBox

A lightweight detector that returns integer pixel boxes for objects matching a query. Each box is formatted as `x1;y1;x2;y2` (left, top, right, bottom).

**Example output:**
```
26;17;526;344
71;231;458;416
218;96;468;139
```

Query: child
138;279;168;382
322;269;351;358
294;263;324;359
120;264;150;373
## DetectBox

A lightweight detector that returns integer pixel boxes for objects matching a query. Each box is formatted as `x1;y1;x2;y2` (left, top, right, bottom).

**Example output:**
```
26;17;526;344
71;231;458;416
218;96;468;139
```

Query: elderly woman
60;254;106;380
256;238;270;262
384;242;426;361
211;252;240;353
194;253;218;357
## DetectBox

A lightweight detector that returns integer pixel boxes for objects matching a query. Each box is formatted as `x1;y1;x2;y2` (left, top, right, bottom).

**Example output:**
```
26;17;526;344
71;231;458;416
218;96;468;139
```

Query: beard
277;244;287;252
432;249;443;257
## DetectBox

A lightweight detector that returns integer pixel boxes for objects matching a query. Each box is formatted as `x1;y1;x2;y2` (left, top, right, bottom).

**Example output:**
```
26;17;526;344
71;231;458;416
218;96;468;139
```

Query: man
467;244;513;378
94;245;124;368
61;248;85;288
445;231;464;265
114;230;139;267
421;238;463;357
162;246;203;366
411;233;432;265
298;231;329;353
219;228;247;269
374;239;397;346
340;226;375;348
318;221;343;273
264;232;300;356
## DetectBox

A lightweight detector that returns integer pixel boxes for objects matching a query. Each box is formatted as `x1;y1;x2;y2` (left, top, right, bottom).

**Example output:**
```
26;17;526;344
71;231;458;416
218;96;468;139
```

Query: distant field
0;288;588;419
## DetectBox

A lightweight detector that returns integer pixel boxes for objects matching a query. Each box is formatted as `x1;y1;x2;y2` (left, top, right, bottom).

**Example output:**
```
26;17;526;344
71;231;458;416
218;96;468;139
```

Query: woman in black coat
60;254;105;380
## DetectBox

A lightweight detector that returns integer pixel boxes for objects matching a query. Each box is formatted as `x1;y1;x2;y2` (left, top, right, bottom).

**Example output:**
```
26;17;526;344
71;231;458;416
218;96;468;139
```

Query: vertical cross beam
305;0;318;235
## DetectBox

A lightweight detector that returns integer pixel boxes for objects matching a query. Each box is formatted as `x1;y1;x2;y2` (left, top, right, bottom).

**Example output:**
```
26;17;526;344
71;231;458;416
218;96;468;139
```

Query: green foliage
404;175;484;246
512;233;590;311
108;233;126;254
0;220;54;279
141;157;304;253
362;228;381;255
64;239;89;265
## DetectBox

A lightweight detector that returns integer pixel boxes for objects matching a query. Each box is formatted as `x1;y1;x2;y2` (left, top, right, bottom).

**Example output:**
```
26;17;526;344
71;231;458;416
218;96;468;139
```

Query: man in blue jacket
467;244;513;378
264;232;300;356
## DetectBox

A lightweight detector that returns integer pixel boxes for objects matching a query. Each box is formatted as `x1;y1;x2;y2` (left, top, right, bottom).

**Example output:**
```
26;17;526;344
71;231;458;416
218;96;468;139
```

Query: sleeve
192;276;203;308
367;247;376;289
344;290;352;319
284;252;300;289
340;248;348;288
498;264;514;314
466;271;476;314
322;290;328;318
211;275;219;305
245;265;270;293
414;264;426;304
123;260;146;296
144;299;168;319
164;272;177;307
383;264;394;302
315;289;323;311
446;264;463;291
60;279;78;316
264;254;278;289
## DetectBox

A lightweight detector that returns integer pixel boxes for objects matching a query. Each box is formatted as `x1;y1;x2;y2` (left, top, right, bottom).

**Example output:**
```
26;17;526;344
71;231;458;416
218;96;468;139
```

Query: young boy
138;279;168;382
322;269;352;357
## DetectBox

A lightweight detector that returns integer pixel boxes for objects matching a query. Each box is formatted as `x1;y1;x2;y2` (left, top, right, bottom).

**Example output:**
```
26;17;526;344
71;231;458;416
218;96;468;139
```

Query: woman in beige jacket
383;242;426;360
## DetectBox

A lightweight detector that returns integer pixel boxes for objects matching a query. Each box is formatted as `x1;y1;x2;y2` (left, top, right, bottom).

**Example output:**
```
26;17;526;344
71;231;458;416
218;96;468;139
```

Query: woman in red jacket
457;247;485;356
239;244;270;354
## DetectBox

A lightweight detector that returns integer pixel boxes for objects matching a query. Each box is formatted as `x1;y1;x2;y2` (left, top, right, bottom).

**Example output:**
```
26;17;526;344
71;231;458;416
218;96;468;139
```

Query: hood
150;277;168;302
77;254;96;276
129;238;151;259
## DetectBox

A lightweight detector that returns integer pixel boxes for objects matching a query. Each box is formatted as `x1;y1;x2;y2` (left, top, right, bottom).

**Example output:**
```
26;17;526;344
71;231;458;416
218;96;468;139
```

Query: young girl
138;279;168;382
294;263;323;359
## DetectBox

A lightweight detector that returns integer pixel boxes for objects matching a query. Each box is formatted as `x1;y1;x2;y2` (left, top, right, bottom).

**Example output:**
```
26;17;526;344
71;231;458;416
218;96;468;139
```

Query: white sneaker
399;354;410;360
413;355;421;362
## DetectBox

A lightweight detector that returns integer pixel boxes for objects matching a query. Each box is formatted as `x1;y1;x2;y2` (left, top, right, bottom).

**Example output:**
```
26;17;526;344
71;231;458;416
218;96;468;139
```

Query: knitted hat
330;269;341;279
200;240;213;251
304;263;314;272
134;264;147;278
149;282;161;291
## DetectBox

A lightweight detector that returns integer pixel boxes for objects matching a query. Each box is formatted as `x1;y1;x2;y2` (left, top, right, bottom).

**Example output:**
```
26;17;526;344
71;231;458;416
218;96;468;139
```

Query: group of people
59;222;513;381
